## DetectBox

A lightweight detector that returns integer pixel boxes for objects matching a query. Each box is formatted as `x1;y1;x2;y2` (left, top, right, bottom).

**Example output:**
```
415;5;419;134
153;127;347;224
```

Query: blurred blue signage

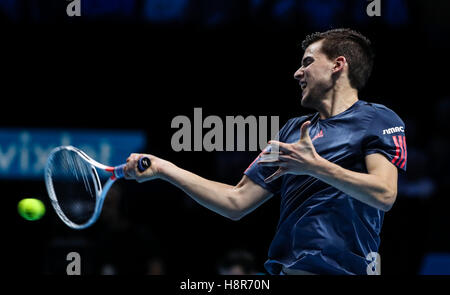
143;0;189;22
0;129;147;179
420;253;450;275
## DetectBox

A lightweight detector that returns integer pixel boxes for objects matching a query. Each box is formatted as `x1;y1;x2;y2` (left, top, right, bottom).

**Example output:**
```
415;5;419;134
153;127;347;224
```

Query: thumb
300;121;311;141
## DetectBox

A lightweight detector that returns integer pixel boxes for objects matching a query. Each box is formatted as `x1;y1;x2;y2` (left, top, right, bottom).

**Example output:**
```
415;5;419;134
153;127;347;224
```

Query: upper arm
231;175;274;219
365;153;398;201
363;105;407;171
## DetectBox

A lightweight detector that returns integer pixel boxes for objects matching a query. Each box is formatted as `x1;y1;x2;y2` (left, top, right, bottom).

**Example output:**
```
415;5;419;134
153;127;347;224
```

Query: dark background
2;0;450;275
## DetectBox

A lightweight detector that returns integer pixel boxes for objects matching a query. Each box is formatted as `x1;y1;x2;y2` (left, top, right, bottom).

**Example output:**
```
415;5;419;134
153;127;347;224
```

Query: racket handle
138;157;151;172
113;164;126;179
111;157;151;180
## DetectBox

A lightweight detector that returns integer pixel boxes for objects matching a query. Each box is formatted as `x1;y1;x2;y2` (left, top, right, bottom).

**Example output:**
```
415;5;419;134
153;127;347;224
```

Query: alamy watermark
171;108;280;152
66;251;81;275
66;0;81;17
366;251;381;275
366;0;381;17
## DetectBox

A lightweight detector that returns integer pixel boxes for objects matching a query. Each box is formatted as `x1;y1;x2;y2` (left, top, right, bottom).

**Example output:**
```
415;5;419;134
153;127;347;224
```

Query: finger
127;153;139;164
126;154;134;163
261;154;291;161
258;161;279;167
300;120;311;141
125;153;142;178
264;168;285;183
258;160;287;167
262;150;288;156
262;150;279;155
267;140;291;154
277;155;293;162
123;164;134;179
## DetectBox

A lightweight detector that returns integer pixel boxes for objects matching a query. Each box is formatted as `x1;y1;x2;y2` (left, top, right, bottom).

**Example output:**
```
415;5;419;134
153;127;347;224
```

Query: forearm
159;161;242;219
311;159;396;211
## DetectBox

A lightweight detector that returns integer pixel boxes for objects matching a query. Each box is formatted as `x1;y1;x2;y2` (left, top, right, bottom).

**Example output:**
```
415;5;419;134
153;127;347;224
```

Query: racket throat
106;164;126;180
105;167;117;180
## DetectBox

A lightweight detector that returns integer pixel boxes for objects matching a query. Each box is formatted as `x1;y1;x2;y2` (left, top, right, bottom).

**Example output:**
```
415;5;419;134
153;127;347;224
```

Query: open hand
258;121;323;183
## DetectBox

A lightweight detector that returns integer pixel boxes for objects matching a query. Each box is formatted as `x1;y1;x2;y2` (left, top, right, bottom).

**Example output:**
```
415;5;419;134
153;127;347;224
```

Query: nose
294;67;304;80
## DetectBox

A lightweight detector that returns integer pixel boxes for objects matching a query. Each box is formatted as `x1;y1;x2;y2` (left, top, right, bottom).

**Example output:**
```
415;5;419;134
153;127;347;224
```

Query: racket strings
47;149;100;226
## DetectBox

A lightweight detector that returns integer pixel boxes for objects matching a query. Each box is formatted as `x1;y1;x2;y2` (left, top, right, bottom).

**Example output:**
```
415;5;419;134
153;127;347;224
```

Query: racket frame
45;146;123;230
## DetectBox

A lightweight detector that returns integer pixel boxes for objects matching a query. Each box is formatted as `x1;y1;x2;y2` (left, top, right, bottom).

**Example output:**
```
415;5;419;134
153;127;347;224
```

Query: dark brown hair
302;28;374;91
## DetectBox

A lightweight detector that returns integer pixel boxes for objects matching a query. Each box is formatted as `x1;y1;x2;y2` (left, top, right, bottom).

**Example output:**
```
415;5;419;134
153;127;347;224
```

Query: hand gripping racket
45;145;151;229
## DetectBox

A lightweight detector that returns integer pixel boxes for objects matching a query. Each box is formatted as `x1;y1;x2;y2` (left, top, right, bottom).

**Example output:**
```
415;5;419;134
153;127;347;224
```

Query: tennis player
124;28;407;275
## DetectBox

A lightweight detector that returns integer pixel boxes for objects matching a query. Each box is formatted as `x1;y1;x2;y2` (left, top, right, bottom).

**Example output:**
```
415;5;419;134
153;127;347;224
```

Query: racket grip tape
112;164;126;179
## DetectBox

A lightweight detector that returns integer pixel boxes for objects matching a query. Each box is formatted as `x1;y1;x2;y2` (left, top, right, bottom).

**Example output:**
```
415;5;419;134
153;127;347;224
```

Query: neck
316;86;359;119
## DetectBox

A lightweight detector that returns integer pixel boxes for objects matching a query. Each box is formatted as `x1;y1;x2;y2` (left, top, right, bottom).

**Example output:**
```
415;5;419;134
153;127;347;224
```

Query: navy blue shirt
244;100;407;275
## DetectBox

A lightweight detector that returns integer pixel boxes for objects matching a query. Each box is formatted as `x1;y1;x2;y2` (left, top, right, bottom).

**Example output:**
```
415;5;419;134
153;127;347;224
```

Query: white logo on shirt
382;126;404;135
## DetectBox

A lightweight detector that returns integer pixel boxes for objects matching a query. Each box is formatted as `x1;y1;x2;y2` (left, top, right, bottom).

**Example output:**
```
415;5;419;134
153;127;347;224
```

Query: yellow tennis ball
18;198;46;221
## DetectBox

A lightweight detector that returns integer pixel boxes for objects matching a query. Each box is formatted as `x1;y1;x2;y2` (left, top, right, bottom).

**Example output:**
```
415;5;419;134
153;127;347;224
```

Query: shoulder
359;101;405;127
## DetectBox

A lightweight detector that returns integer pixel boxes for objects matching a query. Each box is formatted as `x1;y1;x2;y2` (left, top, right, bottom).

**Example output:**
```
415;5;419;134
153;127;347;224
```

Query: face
294;40;335;108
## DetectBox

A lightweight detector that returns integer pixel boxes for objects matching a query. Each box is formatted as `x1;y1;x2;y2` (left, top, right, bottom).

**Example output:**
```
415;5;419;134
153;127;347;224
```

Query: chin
300;94;312;108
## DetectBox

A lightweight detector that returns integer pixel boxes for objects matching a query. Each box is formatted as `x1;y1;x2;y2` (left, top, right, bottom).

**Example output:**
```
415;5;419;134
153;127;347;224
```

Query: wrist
157;159;175;181
308;155;331;178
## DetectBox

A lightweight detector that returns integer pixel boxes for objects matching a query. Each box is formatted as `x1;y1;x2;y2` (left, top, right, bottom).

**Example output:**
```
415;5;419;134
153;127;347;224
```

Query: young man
124;28;407;275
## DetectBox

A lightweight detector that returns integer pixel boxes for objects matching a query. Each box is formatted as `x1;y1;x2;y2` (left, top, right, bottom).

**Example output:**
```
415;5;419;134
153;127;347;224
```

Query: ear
332;56;346;73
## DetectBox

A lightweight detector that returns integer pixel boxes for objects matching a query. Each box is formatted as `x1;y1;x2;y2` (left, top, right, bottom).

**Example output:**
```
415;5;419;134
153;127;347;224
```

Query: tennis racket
45;145;151;230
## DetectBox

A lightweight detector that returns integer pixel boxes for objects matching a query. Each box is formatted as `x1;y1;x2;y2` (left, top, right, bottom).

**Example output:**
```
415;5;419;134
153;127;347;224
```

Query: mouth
300;80;307;90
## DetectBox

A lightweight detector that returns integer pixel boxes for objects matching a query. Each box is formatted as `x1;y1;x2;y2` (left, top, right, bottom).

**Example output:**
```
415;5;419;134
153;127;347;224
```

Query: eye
302;58;313;67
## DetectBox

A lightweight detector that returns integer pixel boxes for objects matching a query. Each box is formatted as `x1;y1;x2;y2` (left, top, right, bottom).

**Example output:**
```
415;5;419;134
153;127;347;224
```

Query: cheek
305;68;319;85
311;67;331;84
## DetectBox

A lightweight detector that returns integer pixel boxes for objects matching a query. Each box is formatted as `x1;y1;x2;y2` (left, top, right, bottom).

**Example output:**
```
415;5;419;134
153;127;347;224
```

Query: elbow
225;192;245;221
379;190;397;212
227;210;244;221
